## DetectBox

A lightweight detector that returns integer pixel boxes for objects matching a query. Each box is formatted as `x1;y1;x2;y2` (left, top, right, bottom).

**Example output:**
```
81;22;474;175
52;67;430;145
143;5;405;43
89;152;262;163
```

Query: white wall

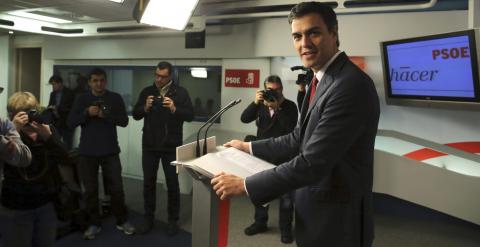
0;36;9;118
255;11;468;57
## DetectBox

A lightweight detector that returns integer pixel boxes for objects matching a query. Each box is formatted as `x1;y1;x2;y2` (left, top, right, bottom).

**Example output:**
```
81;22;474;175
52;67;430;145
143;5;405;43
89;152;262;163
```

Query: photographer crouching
1;92;71;247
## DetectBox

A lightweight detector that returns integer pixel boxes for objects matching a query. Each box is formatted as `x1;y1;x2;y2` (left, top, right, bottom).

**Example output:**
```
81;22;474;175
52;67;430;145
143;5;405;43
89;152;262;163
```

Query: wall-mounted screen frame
380;29;480;110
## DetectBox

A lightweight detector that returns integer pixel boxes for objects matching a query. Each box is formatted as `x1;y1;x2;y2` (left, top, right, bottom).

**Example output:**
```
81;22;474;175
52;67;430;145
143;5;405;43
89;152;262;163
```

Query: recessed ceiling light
8;30;14;34
109;0;125;3
135;0;200;30
8;11;72;24
191;68;207;78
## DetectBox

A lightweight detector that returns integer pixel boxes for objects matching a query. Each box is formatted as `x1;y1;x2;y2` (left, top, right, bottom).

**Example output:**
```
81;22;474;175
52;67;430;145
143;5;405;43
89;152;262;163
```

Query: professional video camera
92;99;111;116
291;66;314;85
27;109;54;125
260;89;278;102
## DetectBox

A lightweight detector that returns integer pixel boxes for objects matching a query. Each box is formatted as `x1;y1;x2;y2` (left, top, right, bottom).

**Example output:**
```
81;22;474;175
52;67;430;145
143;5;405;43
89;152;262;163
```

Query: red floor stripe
404;148;446;161
403;141;480;161
445;142;480;154
218;199;230;247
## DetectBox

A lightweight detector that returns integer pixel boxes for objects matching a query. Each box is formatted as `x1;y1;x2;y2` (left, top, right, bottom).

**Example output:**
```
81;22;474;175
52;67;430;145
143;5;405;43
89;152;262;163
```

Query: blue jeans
0;202;56;247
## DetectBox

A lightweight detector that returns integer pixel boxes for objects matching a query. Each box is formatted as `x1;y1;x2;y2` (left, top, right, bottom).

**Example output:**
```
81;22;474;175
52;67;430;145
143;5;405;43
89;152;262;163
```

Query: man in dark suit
48;75;75;150
240;75;298;243
211;2;380;247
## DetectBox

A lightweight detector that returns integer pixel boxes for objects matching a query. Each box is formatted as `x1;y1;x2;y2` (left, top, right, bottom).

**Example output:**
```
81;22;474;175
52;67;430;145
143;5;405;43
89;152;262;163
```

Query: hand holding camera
12;111;28;131
89;99;111;118
163;96;176;113
87;105;100;117
254;90;265;105
29;122;52;141
145;95;155;112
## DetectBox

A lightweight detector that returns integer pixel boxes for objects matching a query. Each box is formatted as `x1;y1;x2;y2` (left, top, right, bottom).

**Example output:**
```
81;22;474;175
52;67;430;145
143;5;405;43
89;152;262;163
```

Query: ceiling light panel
8;11;72;24
140;0;200;30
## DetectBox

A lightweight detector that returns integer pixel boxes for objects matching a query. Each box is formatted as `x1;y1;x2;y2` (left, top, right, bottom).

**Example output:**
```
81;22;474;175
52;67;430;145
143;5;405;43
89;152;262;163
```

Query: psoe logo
432;47;469;60
390;67;439;82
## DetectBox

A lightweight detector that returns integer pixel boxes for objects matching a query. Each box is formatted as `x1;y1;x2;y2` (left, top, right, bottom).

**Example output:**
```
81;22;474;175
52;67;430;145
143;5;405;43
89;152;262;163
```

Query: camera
92;99;111;116
291;66;314;85
27;109;53;124
151;96;164;110
261;89;278;102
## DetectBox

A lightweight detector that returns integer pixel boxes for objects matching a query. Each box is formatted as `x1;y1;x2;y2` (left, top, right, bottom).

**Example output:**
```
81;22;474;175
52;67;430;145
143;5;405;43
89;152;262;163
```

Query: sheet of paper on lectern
177;147;275;179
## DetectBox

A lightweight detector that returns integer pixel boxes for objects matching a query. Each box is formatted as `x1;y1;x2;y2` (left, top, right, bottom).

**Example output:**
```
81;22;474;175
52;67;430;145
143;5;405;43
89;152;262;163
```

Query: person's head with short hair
289;2;339;72
7;92;39;120
49;75;64;92
88;68;108;96
155;61;173;88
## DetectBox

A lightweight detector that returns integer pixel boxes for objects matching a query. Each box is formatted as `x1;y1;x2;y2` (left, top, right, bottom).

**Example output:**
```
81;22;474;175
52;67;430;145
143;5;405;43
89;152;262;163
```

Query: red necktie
309;76;318;105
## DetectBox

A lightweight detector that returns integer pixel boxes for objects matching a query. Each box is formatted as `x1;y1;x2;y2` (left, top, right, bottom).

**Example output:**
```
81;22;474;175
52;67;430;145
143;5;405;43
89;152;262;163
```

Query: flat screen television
380;29;480;110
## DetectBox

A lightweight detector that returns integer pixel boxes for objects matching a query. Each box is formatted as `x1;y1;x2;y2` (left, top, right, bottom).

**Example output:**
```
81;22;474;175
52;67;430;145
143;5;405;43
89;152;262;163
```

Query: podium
174;137;230;247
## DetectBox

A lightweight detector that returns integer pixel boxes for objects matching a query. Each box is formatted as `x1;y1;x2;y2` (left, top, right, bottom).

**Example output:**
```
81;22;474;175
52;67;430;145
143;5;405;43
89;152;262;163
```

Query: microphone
196;99;242;157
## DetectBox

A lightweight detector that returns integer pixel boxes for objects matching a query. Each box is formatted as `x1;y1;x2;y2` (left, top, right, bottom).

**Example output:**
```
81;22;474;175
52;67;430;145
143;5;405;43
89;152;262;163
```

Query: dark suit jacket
246;52;380;247
48;87;74;129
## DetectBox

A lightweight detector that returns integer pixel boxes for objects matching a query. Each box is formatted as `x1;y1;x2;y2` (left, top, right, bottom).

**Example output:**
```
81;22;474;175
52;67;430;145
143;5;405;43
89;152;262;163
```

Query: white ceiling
0;0;468;37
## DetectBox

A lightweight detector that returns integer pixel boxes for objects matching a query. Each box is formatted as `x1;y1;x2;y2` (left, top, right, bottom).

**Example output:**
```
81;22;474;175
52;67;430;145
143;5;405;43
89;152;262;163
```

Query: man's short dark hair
288;1;339;46
264;75;283;88
89;68;107;80
48;75;63;84
157;61;173;76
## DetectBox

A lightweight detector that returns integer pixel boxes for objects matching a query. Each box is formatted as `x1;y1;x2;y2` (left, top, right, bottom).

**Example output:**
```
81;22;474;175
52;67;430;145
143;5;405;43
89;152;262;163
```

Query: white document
176;147;275;179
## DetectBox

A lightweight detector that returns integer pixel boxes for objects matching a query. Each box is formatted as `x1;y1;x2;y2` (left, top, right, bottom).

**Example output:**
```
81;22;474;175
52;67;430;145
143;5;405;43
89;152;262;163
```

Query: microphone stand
195;99;241;157
202;99;241;155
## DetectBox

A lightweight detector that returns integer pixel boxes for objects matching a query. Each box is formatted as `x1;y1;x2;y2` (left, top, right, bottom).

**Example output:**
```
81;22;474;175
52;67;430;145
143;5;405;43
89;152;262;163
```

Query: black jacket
240;99;298;141
48;87;75;129
132;83;194;151
1;132;71;210
67;90;128;156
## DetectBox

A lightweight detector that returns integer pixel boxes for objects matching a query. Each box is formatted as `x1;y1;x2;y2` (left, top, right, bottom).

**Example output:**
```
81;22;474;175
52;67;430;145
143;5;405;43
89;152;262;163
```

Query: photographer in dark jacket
1;92;71;247
67;68;135;240
132;61;194;235
47;75;75;150
240;75;298;244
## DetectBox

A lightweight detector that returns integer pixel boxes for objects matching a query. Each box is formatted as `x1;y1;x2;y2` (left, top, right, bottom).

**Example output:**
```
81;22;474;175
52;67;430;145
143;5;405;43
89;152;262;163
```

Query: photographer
67;68;135;240
240;75;298;243
1;92;70;247
132;61;194;236
47;75;75;150
0;87;31;171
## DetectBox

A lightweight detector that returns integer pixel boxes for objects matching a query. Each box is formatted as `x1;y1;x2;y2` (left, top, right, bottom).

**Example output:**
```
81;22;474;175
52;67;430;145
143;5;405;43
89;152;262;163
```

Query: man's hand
163;96;176;113
12;111;28;131
211;172;246;200
30;122;52;141
254;90;264;105
298;83;306;92
145;95;154;112
87;106;100;117
223;139;250;153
